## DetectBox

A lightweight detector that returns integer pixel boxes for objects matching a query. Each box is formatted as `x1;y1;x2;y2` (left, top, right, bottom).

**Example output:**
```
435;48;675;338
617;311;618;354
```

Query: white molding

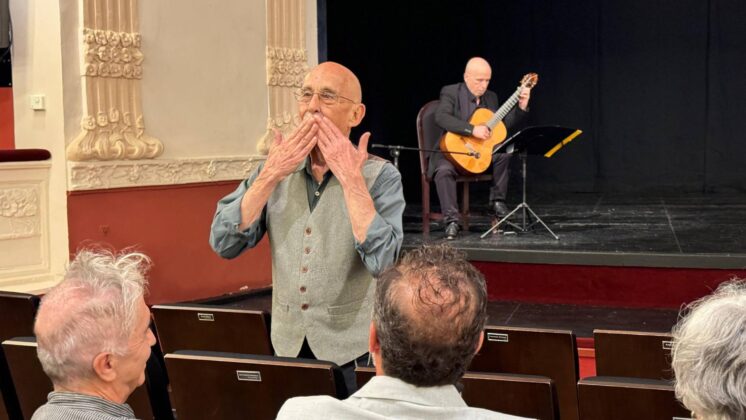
0;273;61;294
67;156;265;191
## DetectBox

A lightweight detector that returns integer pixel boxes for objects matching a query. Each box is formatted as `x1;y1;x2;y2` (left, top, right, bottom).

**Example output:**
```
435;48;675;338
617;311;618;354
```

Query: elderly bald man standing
210;61;405;391
432;57;531;239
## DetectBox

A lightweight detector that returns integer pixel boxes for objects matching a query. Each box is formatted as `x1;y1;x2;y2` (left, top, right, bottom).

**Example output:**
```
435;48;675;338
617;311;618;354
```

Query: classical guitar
440;73;539;174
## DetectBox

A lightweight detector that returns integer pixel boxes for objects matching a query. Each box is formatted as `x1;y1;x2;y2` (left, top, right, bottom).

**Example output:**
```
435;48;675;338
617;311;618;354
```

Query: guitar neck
485;87;521;129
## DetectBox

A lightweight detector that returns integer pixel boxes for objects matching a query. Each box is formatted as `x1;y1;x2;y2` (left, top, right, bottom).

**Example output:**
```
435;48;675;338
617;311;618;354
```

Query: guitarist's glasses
294;88;358;105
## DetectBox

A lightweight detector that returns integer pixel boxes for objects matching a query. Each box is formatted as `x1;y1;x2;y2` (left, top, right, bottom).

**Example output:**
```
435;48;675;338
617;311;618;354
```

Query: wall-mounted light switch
30;94;46;110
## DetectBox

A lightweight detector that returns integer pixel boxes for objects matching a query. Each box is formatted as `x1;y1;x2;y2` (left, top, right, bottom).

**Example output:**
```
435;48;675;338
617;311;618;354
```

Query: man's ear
349;103;366;128
475;331;485;355
368;322;380;355
92;352;117;383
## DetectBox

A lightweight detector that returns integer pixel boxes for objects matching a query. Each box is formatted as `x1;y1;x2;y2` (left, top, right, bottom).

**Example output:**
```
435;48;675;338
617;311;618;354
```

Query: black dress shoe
493;201;510;218
445;222;460;240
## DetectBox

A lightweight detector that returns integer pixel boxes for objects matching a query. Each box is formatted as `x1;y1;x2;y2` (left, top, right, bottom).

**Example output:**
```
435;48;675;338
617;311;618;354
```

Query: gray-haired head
373;244;488;386
671;279;746;420
34;249;150;387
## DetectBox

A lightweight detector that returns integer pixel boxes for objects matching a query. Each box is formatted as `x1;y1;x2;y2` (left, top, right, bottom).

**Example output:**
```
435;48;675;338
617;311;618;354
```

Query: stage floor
200;288;678;339
403;192;746;269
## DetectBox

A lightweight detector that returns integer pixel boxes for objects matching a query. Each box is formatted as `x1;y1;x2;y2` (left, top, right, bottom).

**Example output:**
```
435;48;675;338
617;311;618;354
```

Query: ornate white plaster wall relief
67;157;264;191
259;0;310;154
0;187;40;240
0;162;52;291
67;0;163;161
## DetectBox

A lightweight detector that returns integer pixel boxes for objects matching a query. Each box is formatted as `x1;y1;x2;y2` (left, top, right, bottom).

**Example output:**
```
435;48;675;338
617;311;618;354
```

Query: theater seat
151;304;272;355
469;325;579;420
354;365;376;389
461;372;558;420
577;376;691;420
0;337;50;419
2;337;157;420
1;389;7;420
165;350;346;420
0;292;39;420
594;329;674;380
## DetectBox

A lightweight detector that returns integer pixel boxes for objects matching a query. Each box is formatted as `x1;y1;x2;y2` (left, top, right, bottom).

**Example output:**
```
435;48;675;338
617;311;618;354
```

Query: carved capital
266;46;308;88
68;0;163;162
82;28;144;79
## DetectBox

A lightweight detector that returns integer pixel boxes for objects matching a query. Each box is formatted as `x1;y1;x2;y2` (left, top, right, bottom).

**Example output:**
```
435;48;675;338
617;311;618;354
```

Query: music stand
480;126;582;240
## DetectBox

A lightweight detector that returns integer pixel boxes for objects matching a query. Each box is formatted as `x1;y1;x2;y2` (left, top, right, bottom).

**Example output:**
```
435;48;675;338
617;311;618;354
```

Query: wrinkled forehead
302;65;361;100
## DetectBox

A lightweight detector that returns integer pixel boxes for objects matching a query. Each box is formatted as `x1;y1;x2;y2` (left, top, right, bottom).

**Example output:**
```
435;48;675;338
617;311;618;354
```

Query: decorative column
259;0;310;154
66;0;163;161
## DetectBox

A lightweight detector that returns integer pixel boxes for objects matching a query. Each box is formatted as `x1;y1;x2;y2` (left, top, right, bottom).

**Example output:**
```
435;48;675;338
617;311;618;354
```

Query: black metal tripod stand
480;150;559;239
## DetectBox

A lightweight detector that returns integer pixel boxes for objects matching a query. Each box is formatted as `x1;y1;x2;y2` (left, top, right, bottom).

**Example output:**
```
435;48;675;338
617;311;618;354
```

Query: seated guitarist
432;57;532;239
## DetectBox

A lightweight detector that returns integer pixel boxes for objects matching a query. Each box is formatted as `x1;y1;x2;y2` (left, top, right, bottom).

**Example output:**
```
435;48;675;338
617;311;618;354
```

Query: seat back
0;388;7;420
469;325;580;420
416;100;441;177
165;350;345;420
577;376;691;420
152;304;272;355
0;292;39;420
2;337;154;420
461;372;558;420
1;338;50;419
594;329;674;380
354;365;376;389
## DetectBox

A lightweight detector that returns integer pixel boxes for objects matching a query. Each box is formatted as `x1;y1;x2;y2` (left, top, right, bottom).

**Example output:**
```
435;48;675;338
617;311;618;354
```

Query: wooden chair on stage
417;100;492;236
1;337;154;420
594;329;674;380
355;366;558;419
165;350;346;420
151;304;272;355
577;376;690;419
469;325;580;420
0;292;39;420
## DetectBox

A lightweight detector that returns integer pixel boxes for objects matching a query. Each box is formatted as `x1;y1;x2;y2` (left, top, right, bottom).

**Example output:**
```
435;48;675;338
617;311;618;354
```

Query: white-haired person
671;279;746;420
31;249;156;420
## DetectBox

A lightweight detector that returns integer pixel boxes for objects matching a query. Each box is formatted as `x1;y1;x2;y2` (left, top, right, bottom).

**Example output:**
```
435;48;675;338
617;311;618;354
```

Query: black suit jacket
428;83;526;177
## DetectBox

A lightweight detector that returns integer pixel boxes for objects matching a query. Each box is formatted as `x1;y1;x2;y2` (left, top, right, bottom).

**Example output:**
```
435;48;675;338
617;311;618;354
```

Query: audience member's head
671;279;746;420
34;249;155;403
370;243;488;386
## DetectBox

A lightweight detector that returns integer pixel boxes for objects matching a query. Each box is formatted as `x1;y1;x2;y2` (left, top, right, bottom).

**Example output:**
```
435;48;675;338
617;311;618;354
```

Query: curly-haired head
373;244;487;386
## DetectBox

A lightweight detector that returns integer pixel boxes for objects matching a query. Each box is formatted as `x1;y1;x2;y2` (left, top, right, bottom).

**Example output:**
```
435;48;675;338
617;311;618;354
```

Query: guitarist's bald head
464;57;492;98
465;57;491;75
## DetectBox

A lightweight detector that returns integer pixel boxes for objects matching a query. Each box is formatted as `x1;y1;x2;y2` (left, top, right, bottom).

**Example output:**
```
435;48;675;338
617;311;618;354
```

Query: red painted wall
0;87;14;149
68;181;271;304
475;261;744;308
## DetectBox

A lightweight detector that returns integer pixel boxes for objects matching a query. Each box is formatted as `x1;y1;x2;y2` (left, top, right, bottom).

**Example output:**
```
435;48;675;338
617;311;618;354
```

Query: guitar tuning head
520;73;539;89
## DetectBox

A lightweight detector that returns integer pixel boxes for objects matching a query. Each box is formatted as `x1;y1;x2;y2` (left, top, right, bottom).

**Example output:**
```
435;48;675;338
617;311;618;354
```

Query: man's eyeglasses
293;89;357;105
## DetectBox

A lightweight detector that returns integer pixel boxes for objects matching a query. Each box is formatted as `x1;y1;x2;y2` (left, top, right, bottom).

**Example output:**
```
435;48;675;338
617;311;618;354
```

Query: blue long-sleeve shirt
209;158;405;276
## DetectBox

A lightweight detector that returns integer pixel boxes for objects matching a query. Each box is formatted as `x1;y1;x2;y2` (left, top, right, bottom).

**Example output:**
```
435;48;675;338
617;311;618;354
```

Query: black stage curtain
323;0;746;204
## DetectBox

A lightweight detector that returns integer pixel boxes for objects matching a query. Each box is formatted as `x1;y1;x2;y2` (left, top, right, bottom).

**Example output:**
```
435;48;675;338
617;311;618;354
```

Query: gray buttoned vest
266;158;386;365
